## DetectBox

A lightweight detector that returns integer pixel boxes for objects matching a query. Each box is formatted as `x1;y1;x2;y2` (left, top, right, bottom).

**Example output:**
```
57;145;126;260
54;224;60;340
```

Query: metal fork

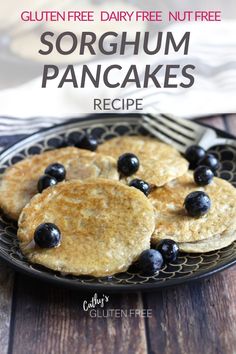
141;114;236;153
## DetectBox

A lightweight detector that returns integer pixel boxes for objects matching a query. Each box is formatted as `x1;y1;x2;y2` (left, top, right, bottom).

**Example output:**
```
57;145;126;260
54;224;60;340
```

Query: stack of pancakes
0;135;236;277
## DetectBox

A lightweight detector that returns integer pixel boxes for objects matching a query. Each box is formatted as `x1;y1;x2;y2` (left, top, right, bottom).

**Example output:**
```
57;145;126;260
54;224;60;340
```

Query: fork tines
141;114;198;152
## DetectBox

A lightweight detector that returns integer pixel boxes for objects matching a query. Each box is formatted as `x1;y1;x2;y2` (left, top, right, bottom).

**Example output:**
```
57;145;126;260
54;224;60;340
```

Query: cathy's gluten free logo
83;293;109;312
83;293;152;318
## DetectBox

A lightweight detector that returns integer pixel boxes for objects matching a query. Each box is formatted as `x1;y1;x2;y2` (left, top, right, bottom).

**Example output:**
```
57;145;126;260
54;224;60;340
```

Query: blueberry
34;223;61;248
129;178;151;196
156;239;179;263
185;145;206;169
184;191;211;217
75;134;98;151
117;153;139;176
45;163;66;182
138;249;163;275
37;175;57;193
194;166;214;186
198;153;219;172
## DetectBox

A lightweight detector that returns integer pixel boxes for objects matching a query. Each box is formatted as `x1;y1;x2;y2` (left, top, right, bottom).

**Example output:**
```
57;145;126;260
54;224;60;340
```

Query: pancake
17;179;155;277
97;136;188;186
179;222;236;253
0;147;118;220
149;172;236;250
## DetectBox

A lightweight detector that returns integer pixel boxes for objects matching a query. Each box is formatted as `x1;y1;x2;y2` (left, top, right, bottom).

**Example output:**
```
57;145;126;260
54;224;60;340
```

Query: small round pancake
179;222;236;253
65;151;118;181
149;172;236;246
17;179;155;277
0;147;118;220
97;136;188;186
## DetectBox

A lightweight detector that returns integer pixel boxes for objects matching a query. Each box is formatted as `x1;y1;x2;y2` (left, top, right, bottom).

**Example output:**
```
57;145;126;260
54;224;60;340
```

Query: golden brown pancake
179;222;236;253
149;172;236;251
0;147;118;220
97;136;188;186
17;179;155;277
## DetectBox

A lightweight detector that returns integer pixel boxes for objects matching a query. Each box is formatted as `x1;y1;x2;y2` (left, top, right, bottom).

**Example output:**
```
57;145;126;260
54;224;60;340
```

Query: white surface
0;21;236;121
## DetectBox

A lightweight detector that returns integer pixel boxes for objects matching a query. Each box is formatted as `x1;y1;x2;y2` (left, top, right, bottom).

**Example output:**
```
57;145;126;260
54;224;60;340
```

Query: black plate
0;114;236;292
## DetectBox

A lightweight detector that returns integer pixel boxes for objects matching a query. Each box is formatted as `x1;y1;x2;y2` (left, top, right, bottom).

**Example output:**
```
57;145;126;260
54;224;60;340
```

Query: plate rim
0;113;236;292
0;242;235;293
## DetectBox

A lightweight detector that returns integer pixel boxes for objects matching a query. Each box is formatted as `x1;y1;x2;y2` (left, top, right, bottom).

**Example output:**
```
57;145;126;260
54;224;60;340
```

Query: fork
141;114;236;153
